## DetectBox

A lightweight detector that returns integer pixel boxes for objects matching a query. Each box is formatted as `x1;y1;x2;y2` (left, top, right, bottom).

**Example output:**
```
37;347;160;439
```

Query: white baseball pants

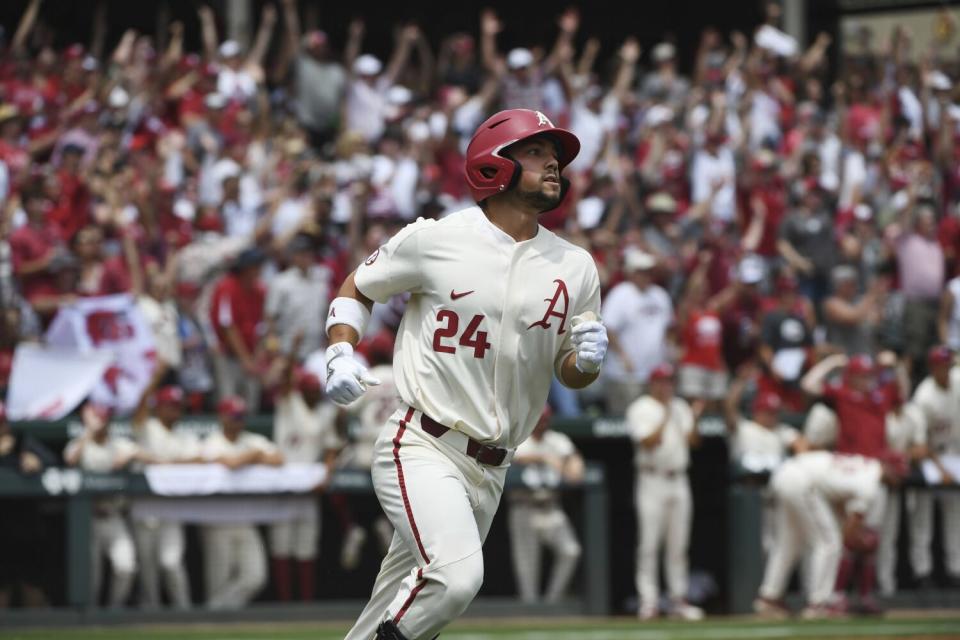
344;407;508;640
133;519;191;608
507;502;581;603
907;489;960;579
91;514;137;608
202;524;267;610
759;463;841;606
635;471;692;613
877;489;902;595
270;502;320;561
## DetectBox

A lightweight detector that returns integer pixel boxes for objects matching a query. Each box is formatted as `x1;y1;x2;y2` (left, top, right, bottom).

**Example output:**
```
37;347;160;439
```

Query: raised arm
479;8;503;74
800;353;848;396
382;24;419;88
611;38;641;102
246;3;278;69
273;0;301;81
543;8;580;76
12;0;42;56
343;18;365;70
197;5;219;62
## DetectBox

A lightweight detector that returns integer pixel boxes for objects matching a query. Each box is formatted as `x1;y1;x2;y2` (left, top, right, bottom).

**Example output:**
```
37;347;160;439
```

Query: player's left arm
557;262;606;389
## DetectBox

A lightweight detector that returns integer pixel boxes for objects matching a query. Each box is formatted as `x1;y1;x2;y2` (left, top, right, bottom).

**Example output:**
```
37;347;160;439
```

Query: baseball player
63;403;146;607
131;384;201;609
269;351;343;602
327;108;607;640
508;406;583;603
754;451;901;618
200;396;284;610
909;346;960;587
724;370;809;554
626;362;705;621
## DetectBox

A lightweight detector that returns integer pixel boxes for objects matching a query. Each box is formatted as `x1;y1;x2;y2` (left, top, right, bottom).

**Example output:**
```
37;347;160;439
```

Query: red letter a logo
527;279;570;335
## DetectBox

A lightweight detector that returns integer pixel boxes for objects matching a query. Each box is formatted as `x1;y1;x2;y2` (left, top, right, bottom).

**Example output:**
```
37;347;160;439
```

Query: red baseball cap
217;396;247;419
846;354;875;376
295;369;323;393
752;392;782;415
155;385;185;405
928;345;953;367
649;363;676;381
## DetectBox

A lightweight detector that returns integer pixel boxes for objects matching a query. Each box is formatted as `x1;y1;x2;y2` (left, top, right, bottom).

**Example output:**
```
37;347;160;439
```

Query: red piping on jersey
393;576;427;625
394;407;430;564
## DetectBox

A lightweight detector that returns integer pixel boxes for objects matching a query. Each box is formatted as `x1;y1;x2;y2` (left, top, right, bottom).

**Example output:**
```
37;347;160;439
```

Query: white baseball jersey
625;395;694;471
788;451;884;520
731;419;798;469
347;207;601;449
803;403;839;449
64;435;140;514
345;363;399;469
913;372;959;454
202;430;280;460
885;402;926;453
136;417;202;462
273;393;342;463
512;430;577;503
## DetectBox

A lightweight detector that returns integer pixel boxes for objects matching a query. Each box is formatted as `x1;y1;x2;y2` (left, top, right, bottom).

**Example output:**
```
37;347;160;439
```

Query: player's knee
560;541;582;560
437;553;484;613
112;544;137;576
159;547;183;572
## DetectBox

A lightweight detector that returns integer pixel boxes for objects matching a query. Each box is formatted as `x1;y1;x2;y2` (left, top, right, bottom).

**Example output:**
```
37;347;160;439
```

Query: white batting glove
325;342;381;406
570;313;608;374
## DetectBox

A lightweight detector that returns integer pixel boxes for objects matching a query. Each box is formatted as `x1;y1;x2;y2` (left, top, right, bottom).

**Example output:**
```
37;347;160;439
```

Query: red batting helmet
464;109;580;206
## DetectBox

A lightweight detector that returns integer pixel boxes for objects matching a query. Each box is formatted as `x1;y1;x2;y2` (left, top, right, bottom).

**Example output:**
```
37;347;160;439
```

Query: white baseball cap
737;255;765;284
353;54;383;76
507;48;534;70
645;104;674;128
387;85;413;106
219;40;241;58
928;70;952;92
652;42;676;62
853;203;873;221
624;248;657;272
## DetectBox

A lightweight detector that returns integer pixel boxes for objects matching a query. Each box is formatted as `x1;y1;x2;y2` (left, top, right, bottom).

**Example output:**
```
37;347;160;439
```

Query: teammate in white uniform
508;406;583;603
269;357;342;602
909;346;960;586
63;404;145;608
755;451;900;618
724;375;809;557
131;385;201;609
200;396;284;610
626;362;704;621
326;109;607;640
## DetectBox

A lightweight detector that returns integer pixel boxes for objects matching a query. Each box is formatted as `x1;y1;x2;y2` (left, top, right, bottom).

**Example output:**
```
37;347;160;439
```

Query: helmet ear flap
505;158;523;192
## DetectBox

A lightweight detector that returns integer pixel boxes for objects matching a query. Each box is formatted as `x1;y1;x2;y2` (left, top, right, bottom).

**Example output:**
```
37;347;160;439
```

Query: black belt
419;413;508;466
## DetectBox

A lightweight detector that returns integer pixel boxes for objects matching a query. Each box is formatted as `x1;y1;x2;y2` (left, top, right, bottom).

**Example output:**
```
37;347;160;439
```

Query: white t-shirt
626;395;694;472
691;146;736;224
345;364;399;469
348;207;602;448
217;67;258;101
839;150;867;210
913;374;958;455
273;393;341;464
345;77;389;142
271;196;311;238
601;282;672;382
201;430;279;461
732;419;797;471
136;417;201;462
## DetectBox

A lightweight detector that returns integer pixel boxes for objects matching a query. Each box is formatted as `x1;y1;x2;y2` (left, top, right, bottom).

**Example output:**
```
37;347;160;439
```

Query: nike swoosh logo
450;290;475;300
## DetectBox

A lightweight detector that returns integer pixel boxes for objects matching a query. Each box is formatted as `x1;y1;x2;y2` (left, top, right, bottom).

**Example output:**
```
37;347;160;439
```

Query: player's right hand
325;342;381;406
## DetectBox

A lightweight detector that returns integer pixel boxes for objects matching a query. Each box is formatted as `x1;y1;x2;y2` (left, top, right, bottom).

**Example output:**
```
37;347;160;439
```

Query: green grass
5;617;960;640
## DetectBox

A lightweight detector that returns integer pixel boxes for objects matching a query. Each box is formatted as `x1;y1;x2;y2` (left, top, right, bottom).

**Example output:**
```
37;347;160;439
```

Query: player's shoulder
540;229;596;265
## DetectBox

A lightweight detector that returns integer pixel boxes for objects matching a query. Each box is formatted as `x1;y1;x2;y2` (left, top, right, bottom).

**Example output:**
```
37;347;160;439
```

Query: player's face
507;136;562;211
157;402;182;425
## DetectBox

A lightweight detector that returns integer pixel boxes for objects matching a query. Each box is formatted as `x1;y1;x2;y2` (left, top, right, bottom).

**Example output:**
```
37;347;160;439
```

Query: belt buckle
474;444;499;464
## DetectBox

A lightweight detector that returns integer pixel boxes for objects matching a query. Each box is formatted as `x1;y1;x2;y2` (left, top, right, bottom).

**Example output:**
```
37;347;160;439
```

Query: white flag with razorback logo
5;343;114;420
42;294;157;416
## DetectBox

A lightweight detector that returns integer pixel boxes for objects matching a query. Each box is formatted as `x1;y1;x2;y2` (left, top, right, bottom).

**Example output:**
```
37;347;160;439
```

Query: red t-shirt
209;274;265;354
679;309;724;371
822;381;891;459
740;181;786;257
9;223;60;302
77;257;132;297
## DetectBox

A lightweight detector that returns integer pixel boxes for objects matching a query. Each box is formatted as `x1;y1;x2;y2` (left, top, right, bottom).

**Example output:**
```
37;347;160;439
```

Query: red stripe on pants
393;407;430;564
393;578;427;625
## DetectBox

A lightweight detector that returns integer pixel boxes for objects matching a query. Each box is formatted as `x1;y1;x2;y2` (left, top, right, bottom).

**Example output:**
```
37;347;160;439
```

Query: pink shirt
896;233;944;299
